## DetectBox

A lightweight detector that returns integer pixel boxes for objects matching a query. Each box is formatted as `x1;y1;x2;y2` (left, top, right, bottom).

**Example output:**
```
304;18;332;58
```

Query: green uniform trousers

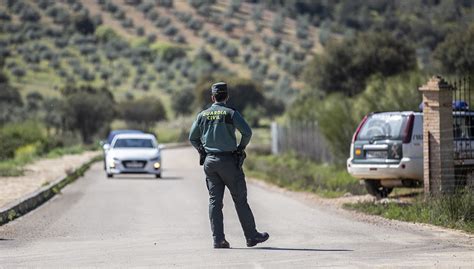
203;153;258;242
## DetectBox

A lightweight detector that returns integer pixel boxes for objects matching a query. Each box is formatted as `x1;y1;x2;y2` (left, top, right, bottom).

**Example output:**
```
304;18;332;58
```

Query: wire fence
271;122;334;163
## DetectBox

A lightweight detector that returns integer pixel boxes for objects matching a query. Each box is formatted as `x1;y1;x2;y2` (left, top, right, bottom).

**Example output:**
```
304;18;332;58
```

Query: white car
105;133;162;178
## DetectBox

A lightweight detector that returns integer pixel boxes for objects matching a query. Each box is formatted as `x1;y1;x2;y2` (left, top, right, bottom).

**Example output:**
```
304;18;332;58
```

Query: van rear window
357;114;408;141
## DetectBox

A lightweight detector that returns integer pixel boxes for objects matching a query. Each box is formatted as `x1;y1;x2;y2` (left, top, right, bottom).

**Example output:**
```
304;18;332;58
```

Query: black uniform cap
211;82;227;95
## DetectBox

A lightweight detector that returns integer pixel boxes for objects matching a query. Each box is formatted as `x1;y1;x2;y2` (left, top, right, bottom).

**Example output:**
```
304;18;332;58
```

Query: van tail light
352;115;368;143
402;114;415;143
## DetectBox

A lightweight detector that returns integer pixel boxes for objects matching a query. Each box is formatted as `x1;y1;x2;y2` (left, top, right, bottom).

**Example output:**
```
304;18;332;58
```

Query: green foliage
62;86;116;144
95;25;121;42
14;143;40;163
271;12;285;33
304;32;417;96
120;97;167;131
434;24;474;75
19;5;41;23
74;14;96;35
0;71;24;124
194;75;265;112
171;87;195;116
151;43;186;63
0;121;45;160
344;189;474;233
245;152;365;198
289;71;424;162
0;160;24;177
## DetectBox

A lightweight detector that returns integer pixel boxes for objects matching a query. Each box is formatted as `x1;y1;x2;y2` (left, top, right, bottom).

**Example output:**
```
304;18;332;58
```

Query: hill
0;0;322;116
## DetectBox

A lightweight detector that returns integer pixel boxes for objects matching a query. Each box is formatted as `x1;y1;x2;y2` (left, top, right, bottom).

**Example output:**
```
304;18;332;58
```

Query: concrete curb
0;155;102;226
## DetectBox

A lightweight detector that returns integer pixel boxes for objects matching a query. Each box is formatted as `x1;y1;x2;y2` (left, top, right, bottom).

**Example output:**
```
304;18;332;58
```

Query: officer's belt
206;151;234;156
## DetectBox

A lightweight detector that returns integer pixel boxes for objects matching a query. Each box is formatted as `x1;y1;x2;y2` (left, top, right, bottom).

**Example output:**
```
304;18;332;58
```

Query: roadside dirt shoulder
248;177;474;240
0;151;100;208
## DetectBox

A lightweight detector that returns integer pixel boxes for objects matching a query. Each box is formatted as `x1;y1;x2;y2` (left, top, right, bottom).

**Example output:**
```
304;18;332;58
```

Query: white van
347;112;423;198
347;109;474;198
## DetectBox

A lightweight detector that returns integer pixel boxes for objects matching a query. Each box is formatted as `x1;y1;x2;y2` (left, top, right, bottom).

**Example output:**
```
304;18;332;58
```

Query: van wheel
155;173;161;179
107;173;113;178
364;180;393;199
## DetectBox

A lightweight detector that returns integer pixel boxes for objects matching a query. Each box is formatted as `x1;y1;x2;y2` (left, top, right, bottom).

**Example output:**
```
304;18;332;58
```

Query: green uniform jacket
189;102;252;153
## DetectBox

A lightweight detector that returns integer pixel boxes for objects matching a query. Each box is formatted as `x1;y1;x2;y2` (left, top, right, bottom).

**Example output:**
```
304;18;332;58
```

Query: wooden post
419;76;455;196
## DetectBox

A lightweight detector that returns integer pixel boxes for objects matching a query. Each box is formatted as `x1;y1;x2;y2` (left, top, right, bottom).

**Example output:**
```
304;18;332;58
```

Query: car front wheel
364;180;393;199
155;173;161;178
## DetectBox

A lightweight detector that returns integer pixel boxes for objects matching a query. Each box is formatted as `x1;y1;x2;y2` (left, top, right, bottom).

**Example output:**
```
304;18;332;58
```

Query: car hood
108;148;160;160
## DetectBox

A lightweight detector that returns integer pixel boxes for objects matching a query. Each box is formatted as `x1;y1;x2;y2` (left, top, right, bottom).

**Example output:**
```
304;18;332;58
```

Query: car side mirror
103;144;110;151
158;144;164;150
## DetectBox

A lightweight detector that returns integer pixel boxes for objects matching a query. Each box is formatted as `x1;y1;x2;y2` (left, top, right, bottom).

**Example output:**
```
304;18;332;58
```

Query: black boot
213;239;230;249
246;232;269;247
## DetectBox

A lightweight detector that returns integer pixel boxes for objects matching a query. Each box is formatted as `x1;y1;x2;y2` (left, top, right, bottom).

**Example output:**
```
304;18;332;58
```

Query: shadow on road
0;238;13;241
231;247;353;252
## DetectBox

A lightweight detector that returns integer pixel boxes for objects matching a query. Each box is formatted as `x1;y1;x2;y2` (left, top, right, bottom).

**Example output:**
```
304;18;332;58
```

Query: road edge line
0;155;102;226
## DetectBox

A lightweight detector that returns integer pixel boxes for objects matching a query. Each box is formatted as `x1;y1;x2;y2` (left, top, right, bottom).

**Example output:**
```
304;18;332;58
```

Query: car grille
122;160;147;168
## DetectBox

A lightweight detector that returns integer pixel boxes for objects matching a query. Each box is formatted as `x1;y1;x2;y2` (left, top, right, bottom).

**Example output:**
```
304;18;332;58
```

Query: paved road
0;147;472;268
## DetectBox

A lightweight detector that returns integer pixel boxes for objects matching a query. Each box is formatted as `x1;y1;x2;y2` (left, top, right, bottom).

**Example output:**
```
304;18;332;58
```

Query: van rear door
352;113;412;164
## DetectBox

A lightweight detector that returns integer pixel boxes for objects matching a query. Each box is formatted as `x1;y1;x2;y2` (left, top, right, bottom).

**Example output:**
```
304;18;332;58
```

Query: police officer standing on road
189;82;269;249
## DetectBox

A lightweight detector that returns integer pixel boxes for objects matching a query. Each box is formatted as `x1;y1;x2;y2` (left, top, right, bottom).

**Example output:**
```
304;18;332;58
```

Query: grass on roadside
245;152;365;198
0;145;88;177
344;190;474;233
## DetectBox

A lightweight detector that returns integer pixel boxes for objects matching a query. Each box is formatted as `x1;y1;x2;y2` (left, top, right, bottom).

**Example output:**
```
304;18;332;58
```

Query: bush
222;22;234;33
271;13;285;33
11;67;26;80
155;17;170;28
121;18;134;28
95;26;120;42
147;10;159;21
147;33;157;43
62;86;115;144
173;34;186;44
172;87;195;116
164;25;178;36
434;24;474;74
289;71;424;161
136;26;145;36
0;10;12;21
138;1;154;13
0;121;45;160
187;18;203;32
194;75;265;112
152;44;186;63
19;6;41;22
240;35;250;46
304;32;416;96
120;97;167;131
74;14;96;35
157;0;173;8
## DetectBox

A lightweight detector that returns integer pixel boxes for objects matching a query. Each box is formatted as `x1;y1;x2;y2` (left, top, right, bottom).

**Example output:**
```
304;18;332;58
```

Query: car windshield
113;138;155;148
357;114;408;141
